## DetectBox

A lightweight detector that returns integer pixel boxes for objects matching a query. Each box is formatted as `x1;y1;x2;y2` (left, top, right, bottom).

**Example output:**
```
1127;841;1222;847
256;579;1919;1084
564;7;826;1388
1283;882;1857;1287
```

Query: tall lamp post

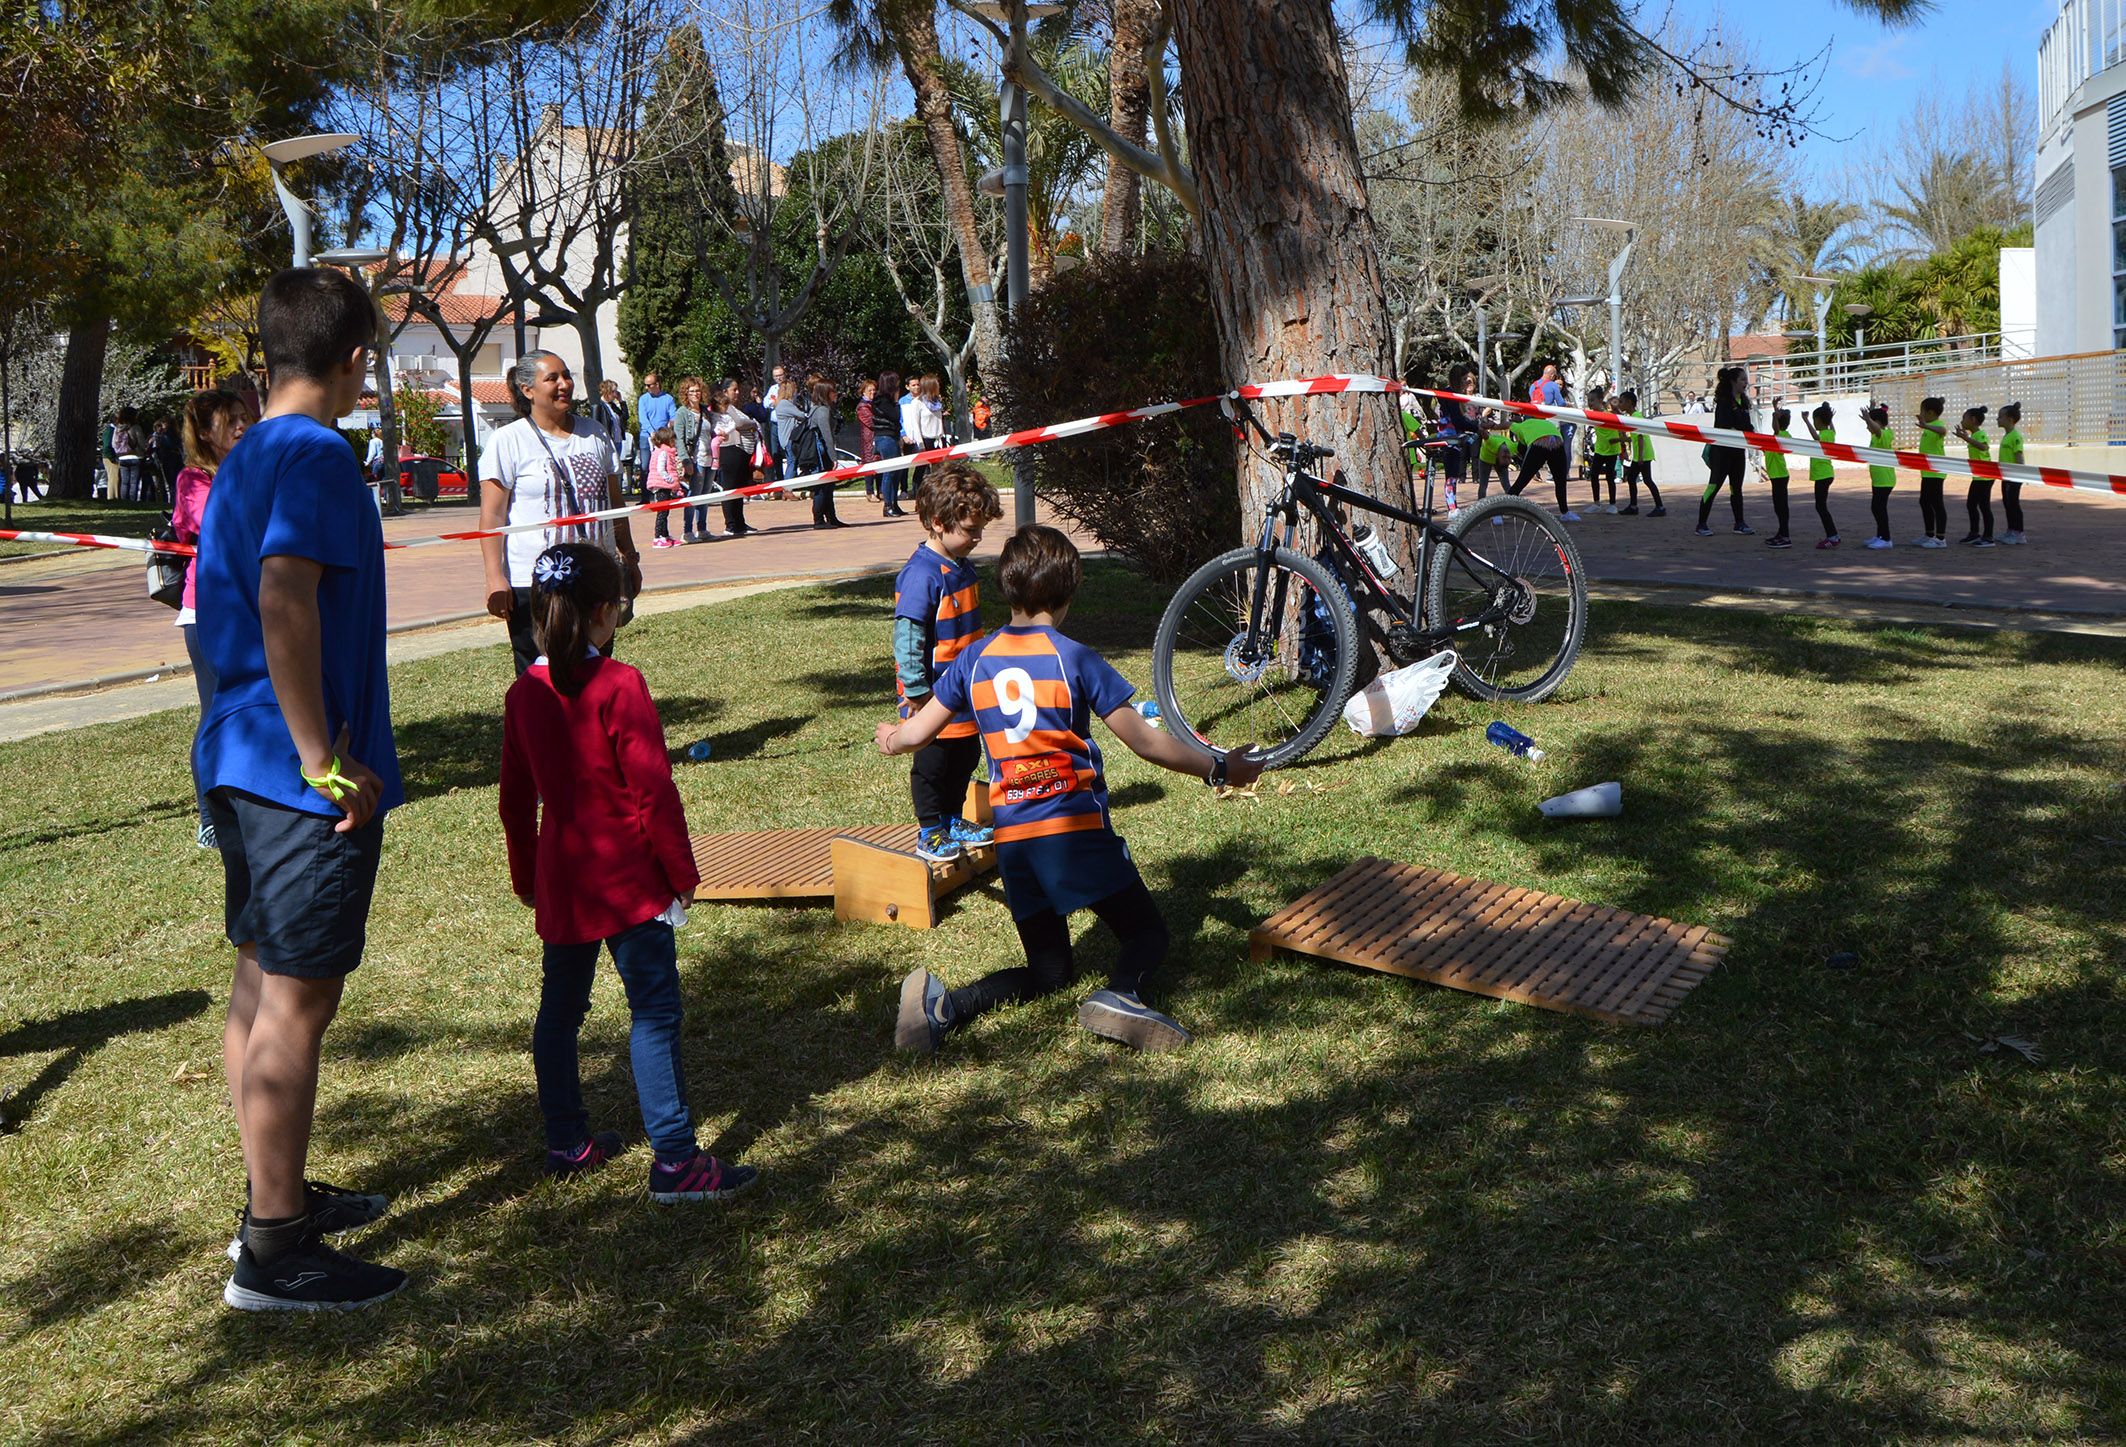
1573;216;1634;394
1843;303;1873;393
318;246;397;510
261;133;359;267
970;1;1063;529
1467;272;1507;398
1797;274;1837;394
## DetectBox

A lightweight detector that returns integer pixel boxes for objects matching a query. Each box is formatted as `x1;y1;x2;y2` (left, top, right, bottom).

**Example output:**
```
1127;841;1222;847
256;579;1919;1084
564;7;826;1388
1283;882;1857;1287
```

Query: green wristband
300;754;357;802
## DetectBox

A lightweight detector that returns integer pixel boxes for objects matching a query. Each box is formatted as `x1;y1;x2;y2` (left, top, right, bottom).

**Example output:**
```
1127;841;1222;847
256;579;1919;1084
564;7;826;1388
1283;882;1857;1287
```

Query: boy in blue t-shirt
194;268;405;1313
876;525;1264;1053
890;461;1004;863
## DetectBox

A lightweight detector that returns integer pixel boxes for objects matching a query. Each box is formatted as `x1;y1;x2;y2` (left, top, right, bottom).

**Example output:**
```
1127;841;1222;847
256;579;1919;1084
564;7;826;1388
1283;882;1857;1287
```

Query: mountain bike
1150;395;1588;768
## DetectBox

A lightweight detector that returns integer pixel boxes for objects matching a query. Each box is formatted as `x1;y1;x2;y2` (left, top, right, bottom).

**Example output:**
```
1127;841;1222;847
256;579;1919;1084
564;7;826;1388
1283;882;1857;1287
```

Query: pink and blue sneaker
648;1151;758;1204
545;1130;623;1178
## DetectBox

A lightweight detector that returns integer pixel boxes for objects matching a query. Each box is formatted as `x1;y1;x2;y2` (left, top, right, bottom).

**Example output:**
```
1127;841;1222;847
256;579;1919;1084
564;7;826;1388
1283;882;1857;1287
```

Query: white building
2035;0;2126;355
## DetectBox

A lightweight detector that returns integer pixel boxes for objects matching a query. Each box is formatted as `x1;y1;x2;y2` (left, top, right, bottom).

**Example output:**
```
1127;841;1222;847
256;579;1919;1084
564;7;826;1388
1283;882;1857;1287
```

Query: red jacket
499;657;701;945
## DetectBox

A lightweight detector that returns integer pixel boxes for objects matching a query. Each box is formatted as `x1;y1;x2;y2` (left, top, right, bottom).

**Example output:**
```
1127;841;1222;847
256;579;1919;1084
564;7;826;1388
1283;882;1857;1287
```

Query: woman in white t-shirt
478;350;641;676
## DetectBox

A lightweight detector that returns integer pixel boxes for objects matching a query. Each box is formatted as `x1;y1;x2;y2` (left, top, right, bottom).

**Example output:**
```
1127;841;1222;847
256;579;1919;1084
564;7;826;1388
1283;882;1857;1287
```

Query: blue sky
1718;0;2062;182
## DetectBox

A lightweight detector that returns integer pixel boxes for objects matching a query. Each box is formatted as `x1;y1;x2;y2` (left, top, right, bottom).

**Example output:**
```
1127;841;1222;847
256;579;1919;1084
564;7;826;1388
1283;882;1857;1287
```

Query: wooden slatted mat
690;825;917;901
1248;856;1727;1024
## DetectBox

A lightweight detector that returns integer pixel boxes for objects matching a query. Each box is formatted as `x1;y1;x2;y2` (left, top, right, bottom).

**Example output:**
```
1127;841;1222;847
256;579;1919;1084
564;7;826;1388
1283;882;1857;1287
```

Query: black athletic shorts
207;787;385;979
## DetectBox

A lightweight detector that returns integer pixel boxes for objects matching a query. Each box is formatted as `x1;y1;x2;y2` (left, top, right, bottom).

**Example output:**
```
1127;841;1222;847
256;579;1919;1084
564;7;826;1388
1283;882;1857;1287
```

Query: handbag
146;517;186;609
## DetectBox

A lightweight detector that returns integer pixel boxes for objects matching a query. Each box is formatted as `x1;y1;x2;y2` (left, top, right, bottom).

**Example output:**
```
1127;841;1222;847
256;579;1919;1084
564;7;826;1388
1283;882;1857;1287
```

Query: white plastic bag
1342;650;1457;738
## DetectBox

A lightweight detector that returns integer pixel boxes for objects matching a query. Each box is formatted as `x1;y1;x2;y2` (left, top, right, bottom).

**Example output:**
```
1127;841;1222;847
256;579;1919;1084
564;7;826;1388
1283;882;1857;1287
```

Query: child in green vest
1996;402;2027;544
1953;405;1995;546
1591;395;1625;512
1807;402;1839;548
1614;389;1662;515
1759;406;1795;548
1475;422;1511;501
1862;402;1897;550
1914;395;1949;547
1507;414;1575;519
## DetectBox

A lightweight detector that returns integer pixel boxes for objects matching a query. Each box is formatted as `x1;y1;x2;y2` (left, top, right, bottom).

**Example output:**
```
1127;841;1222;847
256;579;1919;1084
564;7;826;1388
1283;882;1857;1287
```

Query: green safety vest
1917;420;1946;479
1868;426;1897;488
1509;417;1561;447
1631;413;1655;462
1809;427;1836;482
1964;426;1990;462
1593;420;1623;456
1479;432;1506;463
1762;429;1791;480
1999;427;2024;466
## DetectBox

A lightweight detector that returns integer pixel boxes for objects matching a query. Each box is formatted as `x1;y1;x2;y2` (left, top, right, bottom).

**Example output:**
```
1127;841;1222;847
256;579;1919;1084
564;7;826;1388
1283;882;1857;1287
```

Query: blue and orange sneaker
648;1151;759;1204
947;816;994;850
545;1130;624;1178
914;824;960;863
1077;989;1194;1051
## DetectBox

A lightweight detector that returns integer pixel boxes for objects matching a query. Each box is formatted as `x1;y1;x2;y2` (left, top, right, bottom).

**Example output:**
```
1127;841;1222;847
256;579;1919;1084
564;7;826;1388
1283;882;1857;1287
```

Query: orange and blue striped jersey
932;625;1137;845
894;543;985;740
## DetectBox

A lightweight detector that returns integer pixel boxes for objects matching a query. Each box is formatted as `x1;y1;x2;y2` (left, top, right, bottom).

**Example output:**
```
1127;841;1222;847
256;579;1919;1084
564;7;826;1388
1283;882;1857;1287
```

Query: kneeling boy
876;525;1262;1052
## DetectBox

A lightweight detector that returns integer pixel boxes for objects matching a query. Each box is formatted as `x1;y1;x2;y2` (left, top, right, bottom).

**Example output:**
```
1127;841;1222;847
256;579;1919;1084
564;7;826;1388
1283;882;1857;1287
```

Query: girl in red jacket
500;543;757;1204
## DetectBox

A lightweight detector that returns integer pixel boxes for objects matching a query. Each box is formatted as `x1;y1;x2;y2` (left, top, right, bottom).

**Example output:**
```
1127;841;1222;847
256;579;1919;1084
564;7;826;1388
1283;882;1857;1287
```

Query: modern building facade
2036;0;2126;356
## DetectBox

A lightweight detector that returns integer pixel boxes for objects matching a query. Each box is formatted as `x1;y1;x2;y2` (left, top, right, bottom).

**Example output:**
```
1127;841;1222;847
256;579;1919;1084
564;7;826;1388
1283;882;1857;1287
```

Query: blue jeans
874;434;903;510
533;917;698;1164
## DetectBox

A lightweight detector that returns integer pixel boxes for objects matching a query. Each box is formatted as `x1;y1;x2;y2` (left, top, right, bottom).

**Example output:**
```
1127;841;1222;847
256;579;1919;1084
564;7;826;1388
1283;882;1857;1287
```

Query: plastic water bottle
1134;699;1164;729
1485;720;1545;762
1352;523;1400;580
686;739;714;761
1444;477;1459;518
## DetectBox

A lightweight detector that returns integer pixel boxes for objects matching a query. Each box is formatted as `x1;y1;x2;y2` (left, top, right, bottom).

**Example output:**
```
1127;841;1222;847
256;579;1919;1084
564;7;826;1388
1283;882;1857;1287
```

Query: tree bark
52;313;110;501
1098;0;1158;256
1167;0;1410;552
885;3;1002;380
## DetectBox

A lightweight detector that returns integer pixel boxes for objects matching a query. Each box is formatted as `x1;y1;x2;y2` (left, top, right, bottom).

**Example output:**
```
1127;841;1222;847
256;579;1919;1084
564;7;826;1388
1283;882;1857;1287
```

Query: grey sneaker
895;967;951;1054
1077;989;1193;1051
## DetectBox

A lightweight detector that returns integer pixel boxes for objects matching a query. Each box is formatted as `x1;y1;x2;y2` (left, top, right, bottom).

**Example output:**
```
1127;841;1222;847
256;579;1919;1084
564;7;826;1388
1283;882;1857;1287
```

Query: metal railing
1741;333;2005;401
1868;348;2126;448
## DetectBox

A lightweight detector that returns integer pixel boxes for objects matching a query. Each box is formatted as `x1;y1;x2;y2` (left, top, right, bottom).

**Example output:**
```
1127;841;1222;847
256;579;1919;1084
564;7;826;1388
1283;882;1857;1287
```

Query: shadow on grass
0;990;212;1137
23;585;2126;1440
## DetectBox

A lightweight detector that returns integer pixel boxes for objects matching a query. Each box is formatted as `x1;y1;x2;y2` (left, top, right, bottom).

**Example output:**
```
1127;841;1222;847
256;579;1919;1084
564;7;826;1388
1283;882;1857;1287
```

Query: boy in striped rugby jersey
892;463;1006;862
877;525;1263;1053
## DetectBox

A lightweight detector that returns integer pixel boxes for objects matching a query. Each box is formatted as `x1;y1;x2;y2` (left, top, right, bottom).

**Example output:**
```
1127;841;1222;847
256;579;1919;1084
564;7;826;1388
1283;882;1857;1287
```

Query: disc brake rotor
1223;634;1272;685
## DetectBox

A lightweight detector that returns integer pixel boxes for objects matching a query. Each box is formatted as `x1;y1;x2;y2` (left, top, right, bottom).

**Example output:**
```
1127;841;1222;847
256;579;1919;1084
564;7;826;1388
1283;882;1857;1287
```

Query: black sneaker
227;1179;390;1263
223;1232;407;1312
1766;535;1792;548
1649;506;1668;517
545;1130;623;1177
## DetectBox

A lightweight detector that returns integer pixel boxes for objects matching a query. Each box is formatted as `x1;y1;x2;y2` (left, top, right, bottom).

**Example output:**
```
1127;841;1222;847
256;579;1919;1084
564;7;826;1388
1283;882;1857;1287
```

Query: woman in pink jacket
172;389;249;848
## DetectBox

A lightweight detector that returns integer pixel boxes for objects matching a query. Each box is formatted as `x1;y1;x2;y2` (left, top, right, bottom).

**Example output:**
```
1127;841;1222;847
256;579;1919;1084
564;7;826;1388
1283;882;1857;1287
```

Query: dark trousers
1476;455;1511;499
1591;452;1620;503
1919;476;1947;538
508;587;540;676
1964;480;1994;539
944;880;1169;1025
534;918;698;1164
1768;475;1790;537
910;733;981;830
2001;480;2024;533
811;475;841;525
1698;448;1746;528
1813;479;1837;538
1509;440;1569;511
875;435;903;511
1624;460;1661;508
717;446;751;534
1871;487;1892;540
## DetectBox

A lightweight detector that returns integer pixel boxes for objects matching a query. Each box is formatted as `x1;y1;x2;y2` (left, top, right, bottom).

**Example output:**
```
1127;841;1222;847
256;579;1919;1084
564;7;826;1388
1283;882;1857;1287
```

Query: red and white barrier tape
7;372;2121;561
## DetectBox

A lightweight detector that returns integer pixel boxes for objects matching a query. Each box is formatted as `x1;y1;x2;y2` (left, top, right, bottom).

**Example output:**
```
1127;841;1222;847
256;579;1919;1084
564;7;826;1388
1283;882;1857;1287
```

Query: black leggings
1919;476;1947;538
717;446;752;534
1768;475;1790;537
1476;455;1511;499
1591;452;1619;503
2001;480;2024;533
1623;460;1660;508
944;880;1170;1024
1698;448;1746;528
1510;440;1569;511
1965;480;1994;540
1871;487;1892;540
1813;479;1837;538
910;733;981;830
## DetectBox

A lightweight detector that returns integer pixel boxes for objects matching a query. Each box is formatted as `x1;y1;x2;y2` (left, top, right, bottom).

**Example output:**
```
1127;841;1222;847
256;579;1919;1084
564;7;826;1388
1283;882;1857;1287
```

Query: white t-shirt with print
478;416;618;588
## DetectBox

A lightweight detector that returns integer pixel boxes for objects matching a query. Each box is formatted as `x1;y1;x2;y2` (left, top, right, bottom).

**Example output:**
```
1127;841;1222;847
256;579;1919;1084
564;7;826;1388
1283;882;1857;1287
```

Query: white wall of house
2035;1;2126;357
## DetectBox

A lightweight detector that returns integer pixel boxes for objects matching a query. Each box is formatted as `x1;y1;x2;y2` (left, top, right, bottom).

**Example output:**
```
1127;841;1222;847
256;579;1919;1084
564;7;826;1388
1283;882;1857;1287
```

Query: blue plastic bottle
686;739;714;762
1135;699;1162;726
1485;721;1545;761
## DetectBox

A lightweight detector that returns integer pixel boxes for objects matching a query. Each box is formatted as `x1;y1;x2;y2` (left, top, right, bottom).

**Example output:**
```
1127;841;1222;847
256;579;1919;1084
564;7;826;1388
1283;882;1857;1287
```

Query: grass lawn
2;566;2122;1442
0;501;170;559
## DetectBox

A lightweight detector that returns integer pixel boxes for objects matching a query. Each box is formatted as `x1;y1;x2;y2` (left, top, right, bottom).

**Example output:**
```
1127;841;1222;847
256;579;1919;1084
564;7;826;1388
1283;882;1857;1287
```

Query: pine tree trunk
886;5;1002;380
52;313;110;501
1097;0;1158;256
1168;0;1408;549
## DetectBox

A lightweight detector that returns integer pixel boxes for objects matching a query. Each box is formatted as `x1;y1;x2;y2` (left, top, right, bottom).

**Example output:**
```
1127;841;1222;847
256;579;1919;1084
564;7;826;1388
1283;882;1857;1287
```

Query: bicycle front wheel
1153;544;1357;769
1424;493;1587;703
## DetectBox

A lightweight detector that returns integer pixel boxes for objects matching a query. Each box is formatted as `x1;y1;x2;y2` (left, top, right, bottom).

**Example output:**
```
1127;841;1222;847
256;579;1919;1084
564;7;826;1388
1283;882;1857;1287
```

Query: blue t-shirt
892;543;984;734
635;390;676;459
193;413;403;818
932;625;1135;845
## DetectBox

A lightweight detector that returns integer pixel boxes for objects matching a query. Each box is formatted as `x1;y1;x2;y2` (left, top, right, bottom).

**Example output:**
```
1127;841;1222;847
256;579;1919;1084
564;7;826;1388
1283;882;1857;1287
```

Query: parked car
398;455;473;504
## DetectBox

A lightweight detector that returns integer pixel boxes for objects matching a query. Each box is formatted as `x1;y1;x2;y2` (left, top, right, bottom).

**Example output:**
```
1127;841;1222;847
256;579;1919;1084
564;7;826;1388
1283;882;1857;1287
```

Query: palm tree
1879;149;2012;258
944;38;1108;286
1756;192;1872;324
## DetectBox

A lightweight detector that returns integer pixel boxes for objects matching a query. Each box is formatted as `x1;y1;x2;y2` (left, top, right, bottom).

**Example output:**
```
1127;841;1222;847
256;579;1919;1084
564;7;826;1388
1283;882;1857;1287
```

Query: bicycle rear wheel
1423;493;1587;703
1153;544;1357;769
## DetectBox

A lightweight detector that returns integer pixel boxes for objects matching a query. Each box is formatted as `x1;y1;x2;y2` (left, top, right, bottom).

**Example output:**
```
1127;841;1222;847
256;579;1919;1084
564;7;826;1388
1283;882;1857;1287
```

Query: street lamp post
260;133;360;267
970;1;1064;529
1466;272;1507;398
1797;274;1837;394
1843;303;1873;392
1574;217;1634;394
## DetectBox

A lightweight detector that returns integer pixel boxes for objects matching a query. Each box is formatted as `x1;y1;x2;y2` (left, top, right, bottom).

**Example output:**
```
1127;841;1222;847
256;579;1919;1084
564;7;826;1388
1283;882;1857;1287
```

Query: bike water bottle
1134;699;1164;729
1352;524;1399;580
687;739;714;761
1485;720;1545;762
